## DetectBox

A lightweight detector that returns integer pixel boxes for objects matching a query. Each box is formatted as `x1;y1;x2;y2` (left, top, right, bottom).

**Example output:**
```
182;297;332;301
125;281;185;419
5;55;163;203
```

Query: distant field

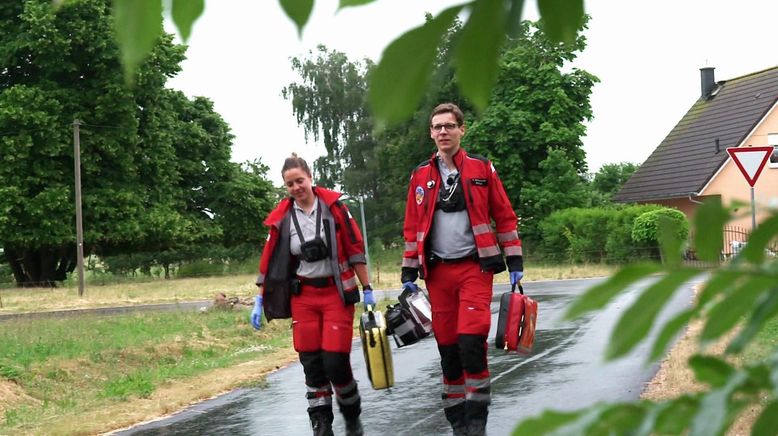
0;247;615;314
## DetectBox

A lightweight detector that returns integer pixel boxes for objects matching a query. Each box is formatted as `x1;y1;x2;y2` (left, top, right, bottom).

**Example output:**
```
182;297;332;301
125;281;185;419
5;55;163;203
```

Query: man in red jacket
401;103;524;436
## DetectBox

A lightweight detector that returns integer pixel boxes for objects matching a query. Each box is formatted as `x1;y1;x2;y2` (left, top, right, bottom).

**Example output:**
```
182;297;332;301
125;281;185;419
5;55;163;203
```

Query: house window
769;133;778;168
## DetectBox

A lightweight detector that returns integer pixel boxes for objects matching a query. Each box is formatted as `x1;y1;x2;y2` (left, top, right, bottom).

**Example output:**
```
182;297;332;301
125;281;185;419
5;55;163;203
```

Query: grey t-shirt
429;157;476;259
290;197;334;278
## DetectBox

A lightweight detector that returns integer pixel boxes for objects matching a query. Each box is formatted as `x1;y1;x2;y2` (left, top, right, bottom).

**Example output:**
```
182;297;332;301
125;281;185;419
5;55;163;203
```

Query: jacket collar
430;148;466;172
264;187;343;226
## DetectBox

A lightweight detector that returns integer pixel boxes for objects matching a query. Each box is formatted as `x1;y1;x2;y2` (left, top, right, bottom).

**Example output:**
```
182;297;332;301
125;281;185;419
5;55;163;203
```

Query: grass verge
0;299;394;435
0;309;292;435
641;302;778;435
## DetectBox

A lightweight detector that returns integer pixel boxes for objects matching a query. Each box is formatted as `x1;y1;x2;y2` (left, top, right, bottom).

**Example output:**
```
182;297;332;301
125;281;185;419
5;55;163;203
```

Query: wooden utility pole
73;120;85;297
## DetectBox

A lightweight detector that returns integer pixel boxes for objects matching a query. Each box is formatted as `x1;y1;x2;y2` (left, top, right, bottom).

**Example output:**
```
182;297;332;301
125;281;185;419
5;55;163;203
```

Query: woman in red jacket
251;154;374;436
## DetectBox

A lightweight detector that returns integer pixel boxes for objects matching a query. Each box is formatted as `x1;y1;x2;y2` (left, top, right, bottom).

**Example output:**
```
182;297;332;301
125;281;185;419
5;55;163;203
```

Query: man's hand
510;271;524;286
402;281;419;294
250;295;263;330
363;285;376;309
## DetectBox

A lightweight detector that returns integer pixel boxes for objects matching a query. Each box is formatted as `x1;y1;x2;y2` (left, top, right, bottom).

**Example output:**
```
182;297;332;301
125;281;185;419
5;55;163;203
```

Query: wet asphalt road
114;276;699;436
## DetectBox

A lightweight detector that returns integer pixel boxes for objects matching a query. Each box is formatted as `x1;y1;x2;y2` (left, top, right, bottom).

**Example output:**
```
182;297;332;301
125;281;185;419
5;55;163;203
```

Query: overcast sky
166;0;778;185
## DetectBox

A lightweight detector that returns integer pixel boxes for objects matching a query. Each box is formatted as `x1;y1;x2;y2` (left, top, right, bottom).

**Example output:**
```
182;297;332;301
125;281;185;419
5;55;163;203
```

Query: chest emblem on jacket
415;186;425;205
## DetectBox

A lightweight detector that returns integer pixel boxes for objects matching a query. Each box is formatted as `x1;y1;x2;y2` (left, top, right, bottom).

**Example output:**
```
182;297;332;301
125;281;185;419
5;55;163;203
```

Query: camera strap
291;198;323;246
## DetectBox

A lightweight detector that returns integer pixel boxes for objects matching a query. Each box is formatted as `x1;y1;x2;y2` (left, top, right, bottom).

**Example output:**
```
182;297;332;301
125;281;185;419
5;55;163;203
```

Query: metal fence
685;225;778;267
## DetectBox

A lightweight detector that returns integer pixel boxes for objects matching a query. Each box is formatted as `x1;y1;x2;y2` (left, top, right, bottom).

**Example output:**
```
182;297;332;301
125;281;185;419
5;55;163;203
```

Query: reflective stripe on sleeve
342;275;358;290
472;224;492;235
497;230;519;243
402;257;420;268
477;245;501;258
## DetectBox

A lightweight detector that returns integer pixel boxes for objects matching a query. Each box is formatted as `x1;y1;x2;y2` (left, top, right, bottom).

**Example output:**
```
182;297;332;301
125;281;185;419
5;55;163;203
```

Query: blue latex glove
510;271;524;286
363;285;376;309
402;281;419;294
250;295;263;330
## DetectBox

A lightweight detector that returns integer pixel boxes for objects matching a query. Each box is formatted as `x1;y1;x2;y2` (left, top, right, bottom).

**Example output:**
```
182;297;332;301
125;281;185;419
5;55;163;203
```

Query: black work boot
445;403;467;436
309;410;334;436
345;417;364;436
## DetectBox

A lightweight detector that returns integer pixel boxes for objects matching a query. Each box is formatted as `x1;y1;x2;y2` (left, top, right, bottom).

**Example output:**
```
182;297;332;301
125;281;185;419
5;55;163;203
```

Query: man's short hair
429;103;464;126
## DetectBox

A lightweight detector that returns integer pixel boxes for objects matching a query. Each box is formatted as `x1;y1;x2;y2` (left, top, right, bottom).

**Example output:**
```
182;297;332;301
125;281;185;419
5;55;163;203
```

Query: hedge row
531;204;688;264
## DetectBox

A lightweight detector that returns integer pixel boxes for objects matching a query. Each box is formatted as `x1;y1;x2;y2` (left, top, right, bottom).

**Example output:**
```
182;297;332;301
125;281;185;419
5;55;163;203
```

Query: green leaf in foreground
649;308;694;361
697;270;741;307
563;263;662;321
537;0;584;45
726;287;778;353
338;0;377;7
688;355;735;388
606;268;699;360
369;6;463;126
113;0;163;81
506;0;525;36
512;409;584;435
693;197;730;262
740;215;778;264
171;0;204;42
278;0;314;37
700;275;774;345
658;214;685;266
653;395;699;435
752;399;778;436
455;0;506;109
690;371;748;436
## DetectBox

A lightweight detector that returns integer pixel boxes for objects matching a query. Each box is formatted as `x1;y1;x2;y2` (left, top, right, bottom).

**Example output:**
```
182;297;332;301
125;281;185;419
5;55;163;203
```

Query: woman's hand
250;295;263;330
362;285;376;309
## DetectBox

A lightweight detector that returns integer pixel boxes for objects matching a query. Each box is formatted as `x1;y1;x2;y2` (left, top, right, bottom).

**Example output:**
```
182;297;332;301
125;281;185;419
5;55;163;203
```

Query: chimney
700;67;715;99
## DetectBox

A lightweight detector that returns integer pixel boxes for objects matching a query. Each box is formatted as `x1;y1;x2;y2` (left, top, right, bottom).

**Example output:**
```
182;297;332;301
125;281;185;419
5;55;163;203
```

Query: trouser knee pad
438;343;464;381
458;334;488;374
300;351;328;387
321;351;353;385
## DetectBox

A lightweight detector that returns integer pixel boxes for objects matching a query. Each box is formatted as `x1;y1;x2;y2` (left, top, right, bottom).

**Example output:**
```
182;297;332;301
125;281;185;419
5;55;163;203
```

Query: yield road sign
726;146;773;187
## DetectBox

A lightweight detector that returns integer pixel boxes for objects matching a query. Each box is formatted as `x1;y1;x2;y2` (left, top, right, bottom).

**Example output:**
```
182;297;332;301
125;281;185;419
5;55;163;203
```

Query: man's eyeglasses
430;123;459;132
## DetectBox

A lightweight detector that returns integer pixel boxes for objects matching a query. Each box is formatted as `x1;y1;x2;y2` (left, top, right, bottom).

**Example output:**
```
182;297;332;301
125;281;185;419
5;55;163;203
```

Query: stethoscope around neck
440;173;461;202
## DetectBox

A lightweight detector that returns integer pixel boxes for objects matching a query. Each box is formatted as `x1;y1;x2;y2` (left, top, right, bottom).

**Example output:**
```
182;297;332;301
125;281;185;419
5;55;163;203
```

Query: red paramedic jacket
401;149;523;282
257;187;366;320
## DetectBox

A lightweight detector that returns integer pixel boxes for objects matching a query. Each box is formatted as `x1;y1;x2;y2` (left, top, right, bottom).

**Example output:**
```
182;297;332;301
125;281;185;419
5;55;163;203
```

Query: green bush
176;261;225;278
537;204;669;264
604;204;665;263
631;208;689;244
0;263;13;284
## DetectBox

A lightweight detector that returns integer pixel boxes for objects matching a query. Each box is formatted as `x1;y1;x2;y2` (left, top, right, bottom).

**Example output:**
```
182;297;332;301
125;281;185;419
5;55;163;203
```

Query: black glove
401;267;419;284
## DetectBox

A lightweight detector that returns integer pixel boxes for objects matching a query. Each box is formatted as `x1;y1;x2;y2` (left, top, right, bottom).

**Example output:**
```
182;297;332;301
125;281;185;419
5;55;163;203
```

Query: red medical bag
494;284;537;353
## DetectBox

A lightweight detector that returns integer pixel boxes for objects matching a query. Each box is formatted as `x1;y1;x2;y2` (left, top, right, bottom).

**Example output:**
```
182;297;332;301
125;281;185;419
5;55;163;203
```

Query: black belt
428;252;478;264
297;276;336;288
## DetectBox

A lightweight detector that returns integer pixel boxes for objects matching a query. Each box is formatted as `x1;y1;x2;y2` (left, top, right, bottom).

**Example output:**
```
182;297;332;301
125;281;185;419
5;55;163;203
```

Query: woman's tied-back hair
282;152;312;177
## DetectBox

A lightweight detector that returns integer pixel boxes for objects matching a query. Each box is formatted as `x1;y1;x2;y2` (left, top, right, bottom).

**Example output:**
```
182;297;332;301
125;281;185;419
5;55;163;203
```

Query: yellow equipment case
359;307;394;390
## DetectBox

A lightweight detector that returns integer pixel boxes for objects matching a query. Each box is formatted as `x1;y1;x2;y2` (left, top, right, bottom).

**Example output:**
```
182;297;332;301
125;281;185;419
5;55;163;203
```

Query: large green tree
589;161;638;205
466;20;597;215
520;147;589;244
282;45;377;195
0;0;273;286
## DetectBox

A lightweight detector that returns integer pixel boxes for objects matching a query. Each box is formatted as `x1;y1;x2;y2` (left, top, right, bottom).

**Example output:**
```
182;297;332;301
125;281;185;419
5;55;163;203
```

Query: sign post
726;146;773;229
